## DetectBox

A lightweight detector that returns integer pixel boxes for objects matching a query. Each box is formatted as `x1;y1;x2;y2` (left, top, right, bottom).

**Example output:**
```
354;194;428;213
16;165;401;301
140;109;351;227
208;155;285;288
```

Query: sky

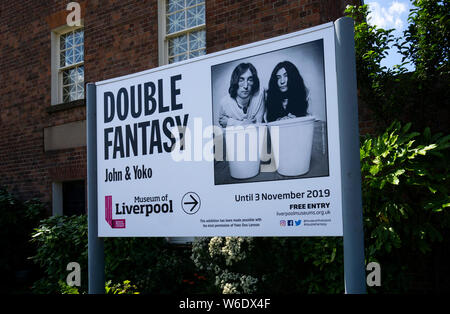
365;0;414;71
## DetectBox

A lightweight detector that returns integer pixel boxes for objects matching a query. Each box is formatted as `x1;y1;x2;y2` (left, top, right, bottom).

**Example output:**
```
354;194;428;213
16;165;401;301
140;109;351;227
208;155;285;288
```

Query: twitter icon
295;220;302;226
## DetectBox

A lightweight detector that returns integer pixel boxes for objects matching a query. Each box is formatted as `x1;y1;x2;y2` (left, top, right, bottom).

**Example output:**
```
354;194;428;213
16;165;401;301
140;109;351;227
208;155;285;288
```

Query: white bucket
225;124;262;179
268;115;315;176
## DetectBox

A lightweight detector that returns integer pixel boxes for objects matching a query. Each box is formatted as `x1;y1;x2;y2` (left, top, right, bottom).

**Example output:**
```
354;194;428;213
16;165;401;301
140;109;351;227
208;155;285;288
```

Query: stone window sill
47;99;85;113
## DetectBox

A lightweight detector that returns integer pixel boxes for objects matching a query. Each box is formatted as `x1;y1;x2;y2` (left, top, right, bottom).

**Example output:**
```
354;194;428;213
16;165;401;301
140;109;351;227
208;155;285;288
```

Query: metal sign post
87;82;105;294
334;17;367;294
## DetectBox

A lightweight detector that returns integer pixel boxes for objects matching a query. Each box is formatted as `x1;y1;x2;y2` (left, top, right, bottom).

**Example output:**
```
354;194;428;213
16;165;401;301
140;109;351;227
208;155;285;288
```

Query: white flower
222;283;238;294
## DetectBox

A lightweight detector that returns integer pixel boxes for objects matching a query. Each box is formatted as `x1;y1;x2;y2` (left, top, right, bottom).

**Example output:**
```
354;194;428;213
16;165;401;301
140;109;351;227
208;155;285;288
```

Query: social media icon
288;220;293;226
280;220;286;227
295;219;302;226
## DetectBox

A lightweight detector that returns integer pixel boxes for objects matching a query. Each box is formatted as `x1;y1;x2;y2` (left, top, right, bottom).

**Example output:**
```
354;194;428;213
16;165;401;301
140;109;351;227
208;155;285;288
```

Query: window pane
69;68;77;82
65;49;74;66
169;35;187;56
65;32;74;49
187;4;205;28
63;85;71;102
186;0;196;7
60;33;67;50
77;90;84;100
178;54;188;62
189;49;204;58
74;45;84;63
77;66;84;83
70;83;77;94
60;51;66;67
189;29;205;51
63;70;73;86
63;94;70;103
74;30;84;45
77;80;84;99
187;0;204;7
167;11;186;34
169;53;188;64
62;66;84;102
167;0;184;13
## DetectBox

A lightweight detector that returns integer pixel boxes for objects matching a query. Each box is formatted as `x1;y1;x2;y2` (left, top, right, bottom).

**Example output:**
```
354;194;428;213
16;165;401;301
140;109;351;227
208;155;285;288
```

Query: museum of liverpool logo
105;195;126;229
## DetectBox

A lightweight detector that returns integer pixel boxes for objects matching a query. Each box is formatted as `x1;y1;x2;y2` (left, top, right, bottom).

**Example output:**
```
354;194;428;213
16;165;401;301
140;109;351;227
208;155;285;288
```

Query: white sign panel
96;22;342;237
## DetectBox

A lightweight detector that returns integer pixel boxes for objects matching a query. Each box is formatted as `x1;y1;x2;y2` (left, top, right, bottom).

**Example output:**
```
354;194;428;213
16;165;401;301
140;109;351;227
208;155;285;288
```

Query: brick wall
0;0;362;209
0;1;85;204
84;0;159;83
206;0;359;53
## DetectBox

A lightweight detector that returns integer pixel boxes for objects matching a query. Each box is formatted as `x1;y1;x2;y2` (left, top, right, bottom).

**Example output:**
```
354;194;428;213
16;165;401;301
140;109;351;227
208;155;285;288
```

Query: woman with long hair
266;61;309;122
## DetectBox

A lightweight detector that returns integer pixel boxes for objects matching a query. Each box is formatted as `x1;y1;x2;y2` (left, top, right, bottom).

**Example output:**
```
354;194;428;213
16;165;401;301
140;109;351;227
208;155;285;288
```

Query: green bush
360;121;449;292
346;3;449;133
191;121;449;294
191;237;344;294
31;215;88;294
103;236;207;294
105;280;140;294
58;279;140;294
30;215;212;294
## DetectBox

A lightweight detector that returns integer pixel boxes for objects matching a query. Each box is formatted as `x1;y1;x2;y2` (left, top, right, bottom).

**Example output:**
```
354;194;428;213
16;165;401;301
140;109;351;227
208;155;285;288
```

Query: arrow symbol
184;195;199;212
182;192;201;215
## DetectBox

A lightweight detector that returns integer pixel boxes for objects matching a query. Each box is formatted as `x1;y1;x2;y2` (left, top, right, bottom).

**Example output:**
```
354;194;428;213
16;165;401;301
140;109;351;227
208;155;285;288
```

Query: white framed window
158;0;206;65
51;25;84;105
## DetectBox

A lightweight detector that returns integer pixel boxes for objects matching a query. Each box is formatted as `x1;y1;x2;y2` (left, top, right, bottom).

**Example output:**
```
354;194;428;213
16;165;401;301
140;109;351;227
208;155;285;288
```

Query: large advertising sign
96;22;342;237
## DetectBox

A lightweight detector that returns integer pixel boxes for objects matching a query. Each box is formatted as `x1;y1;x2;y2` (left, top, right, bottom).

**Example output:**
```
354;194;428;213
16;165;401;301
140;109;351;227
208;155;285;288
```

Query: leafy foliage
58;279;140;294
345;6;449;292
191;121;449;294
345;4;404;129
30;215;89;294
398;0;450;80
105;280;140;294
360;121;449;292
103;236;205;294
192;237;344;294
30;215;210;294
346;2;449;133
58;280;80;294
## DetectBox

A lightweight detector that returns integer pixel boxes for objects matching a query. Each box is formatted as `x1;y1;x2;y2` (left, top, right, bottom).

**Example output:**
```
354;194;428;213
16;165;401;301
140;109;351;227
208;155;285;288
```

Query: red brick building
0;0;361;215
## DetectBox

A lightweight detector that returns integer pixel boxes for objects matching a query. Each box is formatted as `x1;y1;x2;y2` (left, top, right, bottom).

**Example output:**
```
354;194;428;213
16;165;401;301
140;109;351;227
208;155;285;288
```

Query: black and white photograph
211;39;329;185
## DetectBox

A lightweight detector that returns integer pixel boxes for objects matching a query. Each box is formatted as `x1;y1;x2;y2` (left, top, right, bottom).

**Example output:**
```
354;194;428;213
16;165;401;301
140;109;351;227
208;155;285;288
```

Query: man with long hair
218;62;265;128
